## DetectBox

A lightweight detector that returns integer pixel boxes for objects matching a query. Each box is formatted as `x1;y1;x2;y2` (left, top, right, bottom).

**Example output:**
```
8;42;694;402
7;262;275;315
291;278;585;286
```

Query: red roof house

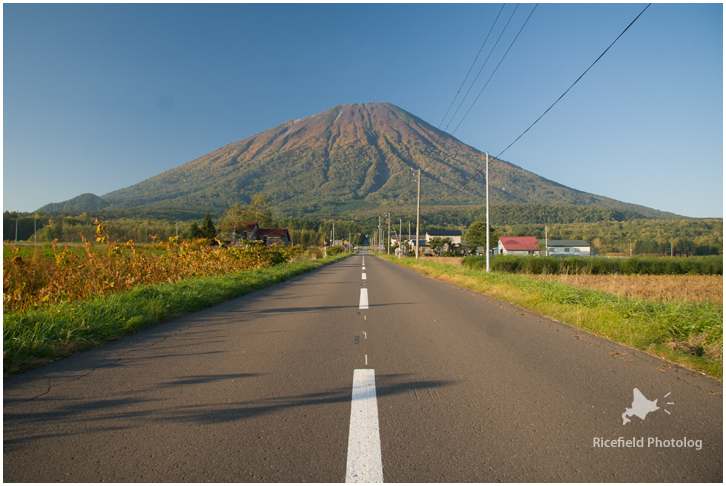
497;236;540;255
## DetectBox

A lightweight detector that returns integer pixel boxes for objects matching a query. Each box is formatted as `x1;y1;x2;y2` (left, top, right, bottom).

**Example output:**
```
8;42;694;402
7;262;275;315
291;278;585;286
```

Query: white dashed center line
359;288;369;309
345;369;383;483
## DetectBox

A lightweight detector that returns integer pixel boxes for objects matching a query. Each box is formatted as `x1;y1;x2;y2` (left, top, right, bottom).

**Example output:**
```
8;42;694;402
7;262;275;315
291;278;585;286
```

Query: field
532;274;722;305
3;232;300;314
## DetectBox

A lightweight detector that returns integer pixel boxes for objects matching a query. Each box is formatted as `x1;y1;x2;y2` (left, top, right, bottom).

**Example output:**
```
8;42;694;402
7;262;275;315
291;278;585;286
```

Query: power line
438;4;506;130
450;3;652;197
452;4;538;135
445;4;521;132
493;3;651;161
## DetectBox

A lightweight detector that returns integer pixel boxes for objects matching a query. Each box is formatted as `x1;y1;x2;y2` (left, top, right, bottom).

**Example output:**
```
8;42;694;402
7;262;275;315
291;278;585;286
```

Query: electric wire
447;3;652;198
452;4;538;135
438;4;506;130
444;4;521;133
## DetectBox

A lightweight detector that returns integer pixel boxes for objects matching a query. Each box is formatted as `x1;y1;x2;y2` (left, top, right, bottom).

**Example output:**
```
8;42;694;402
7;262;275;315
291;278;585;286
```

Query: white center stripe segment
362;266;365;270
346;369;383;483
359;288;369;309
362;273;367;280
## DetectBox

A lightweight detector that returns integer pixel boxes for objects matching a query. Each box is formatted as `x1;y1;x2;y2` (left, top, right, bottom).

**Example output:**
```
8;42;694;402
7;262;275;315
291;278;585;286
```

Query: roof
544;239;590;247
498;236;540;251
426;230;462;236
232;221;258;232
255;228;290;239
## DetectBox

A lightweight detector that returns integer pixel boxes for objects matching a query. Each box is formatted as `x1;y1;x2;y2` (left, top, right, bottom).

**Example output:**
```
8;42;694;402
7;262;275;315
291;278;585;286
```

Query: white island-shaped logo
622;388;660;425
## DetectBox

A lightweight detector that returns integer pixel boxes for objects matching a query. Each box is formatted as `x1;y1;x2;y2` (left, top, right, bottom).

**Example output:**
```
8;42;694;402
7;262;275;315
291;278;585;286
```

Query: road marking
346;369;383;483
362;273;367;280
362;266;366;270
365;355;368;366
359;288;369;309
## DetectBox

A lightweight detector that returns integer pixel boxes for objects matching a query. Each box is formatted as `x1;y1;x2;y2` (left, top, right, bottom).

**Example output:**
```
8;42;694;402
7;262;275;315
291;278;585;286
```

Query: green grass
381;255;723;379
463;255;723;275
4;253;352;374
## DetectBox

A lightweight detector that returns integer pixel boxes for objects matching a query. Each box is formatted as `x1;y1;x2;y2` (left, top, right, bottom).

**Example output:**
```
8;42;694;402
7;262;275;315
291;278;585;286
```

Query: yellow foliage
3;220;298;313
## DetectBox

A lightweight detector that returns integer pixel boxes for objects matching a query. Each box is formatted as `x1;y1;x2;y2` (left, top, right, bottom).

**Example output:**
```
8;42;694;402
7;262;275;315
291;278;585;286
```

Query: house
425;230;462;245
543;239;591;256
254;228;291;247
498;236;540;256
229;221;259;243
225;221;291;247
391;238;427;255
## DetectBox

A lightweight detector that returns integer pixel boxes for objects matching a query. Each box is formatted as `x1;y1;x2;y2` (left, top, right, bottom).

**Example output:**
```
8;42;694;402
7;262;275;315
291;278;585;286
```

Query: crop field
3;221;300;314
531;274;722;305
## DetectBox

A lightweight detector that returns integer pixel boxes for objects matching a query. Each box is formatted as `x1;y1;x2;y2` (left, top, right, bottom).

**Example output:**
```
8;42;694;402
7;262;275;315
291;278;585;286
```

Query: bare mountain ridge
40;102;674;219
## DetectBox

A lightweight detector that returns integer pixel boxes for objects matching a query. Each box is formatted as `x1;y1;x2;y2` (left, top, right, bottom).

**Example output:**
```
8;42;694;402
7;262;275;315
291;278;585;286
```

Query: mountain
39;193;110;212
39;102;675;219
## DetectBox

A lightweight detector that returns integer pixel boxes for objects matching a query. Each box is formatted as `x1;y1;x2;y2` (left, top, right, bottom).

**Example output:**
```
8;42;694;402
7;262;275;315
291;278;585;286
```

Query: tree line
5;203;722;256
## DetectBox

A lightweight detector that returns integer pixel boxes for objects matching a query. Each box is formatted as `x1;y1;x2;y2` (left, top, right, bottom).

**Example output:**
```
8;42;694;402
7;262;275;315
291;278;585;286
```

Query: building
544;239;591;256
229;221;259;243
498;236;540;256
255;228;291;247
425;230;463;245
225;221;291;247
392;238;427;255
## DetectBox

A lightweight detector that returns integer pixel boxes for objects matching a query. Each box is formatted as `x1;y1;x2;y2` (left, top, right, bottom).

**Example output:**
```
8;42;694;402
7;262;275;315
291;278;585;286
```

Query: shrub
462;255;723;276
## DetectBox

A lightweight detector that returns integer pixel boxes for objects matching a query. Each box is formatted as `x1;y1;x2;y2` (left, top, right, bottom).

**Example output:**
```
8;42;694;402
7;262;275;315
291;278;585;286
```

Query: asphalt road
4;250;722;481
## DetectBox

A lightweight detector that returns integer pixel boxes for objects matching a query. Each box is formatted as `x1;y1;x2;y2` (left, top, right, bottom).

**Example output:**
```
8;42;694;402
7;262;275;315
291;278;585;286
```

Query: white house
425;230;463;245
544;239;591;256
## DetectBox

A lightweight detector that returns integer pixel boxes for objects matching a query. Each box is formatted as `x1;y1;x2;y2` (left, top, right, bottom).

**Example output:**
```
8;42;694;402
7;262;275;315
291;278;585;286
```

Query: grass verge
4;253;352;374
380;255;723;380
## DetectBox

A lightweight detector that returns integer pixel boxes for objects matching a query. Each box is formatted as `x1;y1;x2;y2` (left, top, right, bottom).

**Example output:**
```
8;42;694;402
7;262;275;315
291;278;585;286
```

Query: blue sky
3;2;723;218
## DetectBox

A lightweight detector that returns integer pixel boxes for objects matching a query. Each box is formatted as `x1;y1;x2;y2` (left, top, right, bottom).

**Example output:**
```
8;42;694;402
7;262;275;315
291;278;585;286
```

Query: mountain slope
40;102;674;219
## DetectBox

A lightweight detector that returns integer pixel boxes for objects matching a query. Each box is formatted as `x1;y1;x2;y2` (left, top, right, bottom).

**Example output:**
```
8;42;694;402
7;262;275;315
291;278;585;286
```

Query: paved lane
4;250;722;481
362;252;722;481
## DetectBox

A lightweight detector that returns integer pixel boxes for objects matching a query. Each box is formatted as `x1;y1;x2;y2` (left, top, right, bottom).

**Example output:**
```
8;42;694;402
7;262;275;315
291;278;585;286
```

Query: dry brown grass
532;274;723;305
419;256;464;266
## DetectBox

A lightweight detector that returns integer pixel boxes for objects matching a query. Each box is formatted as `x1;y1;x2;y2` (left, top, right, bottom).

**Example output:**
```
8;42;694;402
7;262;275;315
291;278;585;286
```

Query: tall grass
383;255;722;378
4;222;301;313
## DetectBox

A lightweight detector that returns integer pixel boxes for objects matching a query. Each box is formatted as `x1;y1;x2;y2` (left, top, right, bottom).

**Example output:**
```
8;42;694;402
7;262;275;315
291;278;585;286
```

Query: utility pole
387;213;391;255
545;225;548;257
486;152;490;272
378;216;382;253
414;168;421;259
399;219;402;258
